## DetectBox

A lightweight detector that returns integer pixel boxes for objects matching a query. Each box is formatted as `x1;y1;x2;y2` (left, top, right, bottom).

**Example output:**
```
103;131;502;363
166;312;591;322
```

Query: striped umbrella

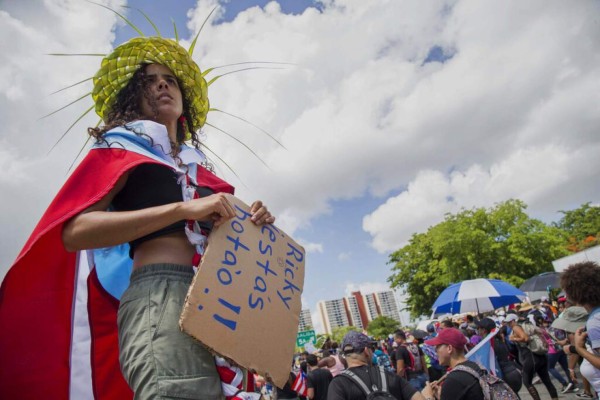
432;278;526;315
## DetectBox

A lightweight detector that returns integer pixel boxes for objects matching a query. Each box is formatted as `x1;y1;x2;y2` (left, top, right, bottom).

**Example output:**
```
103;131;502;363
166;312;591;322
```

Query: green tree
366;316;400;339
315;333;328;349
330;325;360;344
388;200;569;317
554;202;600;252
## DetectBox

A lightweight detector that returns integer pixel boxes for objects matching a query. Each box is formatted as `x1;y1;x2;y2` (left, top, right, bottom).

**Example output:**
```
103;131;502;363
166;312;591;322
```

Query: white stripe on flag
69;252;94;399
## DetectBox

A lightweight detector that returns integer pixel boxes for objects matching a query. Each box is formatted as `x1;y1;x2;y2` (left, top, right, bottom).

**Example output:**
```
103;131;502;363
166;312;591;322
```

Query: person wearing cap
561;261;600;396
420;327;484;400
394;330;429;390
506;313;559;400
475;317;522;395
0;32;275;399
553;305;590;395
327;331;425;400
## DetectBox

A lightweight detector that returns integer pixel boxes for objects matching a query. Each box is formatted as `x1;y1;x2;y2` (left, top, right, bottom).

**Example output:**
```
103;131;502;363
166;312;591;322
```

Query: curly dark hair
88;63;202;151
560;261;600;307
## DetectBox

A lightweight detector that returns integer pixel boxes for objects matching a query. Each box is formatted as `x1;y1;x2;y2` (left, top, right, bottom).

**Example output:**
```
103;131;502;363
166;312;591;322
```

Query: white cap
504;314;519;323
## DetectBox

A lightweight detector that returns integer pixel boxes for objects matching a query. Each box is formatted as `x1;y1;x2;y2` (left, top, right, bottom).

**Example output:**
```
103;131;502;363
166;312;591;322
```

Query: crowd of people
254;261;600;400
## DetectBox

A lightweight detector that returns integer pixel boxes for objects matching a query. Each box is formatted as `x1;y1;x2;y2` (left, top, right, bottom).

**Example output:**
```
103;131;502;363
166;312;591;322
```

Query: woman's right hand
180;193;237;226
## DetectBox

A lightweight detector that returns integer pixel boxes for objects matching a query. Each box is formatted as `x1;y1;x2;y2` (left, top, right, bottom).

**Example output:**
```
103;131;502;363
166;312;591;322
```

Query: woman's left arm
574;327;600;369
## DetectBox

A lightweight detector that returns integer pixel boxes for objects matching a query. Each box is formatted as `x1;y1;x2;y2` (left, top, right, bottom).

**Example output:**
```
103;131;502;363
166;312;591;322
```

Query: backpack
341;366;397;400
452;364;519;400
401;343;423;372
375;351;394;373
521;323;549;355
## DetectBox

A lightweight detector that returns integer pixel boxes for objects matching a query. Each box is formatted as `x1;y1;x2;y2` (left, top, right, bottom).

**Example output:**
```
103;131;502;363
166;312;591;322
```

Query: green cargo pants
117;264;224;399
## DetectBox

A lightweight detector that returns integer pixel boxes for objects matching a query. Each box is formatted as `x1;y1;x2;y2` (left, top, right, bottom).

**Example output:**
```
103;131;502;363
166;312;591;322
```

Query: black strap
341;366;388;395
340;370;372;396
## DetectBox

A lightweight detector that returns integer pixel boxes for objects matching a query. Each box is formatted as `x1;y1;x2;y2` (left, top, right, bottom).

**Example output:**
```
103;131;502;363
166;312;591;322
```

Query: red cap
424;328;468;349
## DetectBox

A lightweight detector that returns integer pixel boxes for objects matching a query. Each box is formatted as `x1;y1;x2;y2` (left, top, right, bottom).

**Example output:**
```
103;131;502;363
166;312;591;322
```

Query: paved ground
517;382;594;400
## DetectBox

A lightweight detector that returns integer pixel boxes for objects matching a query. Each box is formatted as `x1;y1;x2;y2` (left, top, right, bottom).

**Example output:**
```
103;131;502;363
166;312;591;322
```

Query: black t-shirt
327;365;417;400
308;368;333;400
394;347;410;367
277;372;300;399
440;361;484;400
394;346;420;376
493;339;518;372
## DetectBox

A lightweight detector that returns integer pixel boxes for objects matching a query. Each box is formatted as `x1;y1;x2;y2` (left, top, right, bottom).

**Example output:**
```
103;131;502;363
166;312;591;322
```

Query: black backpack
340;366;397;400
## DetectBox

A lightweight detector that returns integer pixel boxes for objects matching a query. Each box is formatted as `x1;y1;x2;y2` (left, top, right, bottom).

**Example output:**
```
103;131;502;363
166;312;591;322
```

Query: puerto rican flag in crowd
292;370;309;397
466;327;501;377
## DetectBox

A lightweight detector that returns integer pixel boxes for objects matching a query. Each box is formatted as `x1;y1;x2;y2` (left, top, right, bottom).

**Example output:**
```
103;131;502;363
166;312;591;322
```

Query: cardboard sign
180;194;305;389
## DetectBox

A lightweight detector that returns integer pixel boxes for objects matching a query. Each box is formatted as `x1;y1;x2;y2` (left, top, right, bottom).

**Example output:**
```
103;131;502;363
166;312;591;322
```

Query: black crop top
111;163;214;258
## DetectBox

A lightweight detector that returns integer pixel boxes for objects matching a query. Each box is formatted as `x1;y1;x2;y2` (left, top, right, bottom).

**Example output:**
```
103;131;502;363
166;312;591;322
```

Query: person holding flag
475;317;522;395
421;328;485;400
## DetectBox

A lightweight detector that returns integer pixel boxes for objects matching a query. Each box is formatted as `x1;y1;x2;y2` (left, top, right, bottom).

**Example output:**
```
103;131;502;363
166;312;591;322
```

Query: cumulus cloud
2;0;599;285
183;0;600;250
298;239;323;254
0;0;119;273
364;143;600;253
344;281;391;297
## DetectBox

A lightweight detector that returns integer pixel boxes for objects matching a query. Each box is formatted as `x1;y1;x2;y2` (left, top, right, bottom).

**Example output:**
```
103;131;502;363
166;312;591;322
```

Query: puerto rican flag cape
0;121;257;400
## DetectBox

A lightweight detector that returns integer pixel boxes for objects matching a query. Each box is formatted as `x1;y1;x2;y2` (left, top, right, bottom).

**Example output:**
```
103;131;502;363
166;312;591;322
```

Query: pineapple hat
48;5;285;170
92;36;209;140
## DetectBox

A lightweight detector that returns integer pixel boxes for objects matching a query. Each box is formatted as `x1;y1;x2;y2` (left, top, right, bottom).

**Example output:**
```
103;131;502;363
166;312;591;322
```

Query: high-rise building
344;295;364;330
298;309;313;332
350;291;371;328
364;292;381;320
376;290;402;324
317;289;405;334
318;298;350;335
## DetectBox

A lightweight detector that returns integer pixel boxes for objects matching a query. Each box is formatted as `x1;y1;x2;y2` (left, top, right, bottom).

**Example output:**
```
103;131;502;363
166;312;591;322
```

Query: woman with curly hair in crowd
561;261;600;397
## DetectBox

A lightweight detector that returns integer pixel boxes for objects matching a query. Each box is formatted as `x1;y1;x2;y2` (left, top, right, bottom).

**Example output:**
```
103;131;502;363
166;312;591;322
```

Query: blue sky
113;0;319;43
2;1;599;334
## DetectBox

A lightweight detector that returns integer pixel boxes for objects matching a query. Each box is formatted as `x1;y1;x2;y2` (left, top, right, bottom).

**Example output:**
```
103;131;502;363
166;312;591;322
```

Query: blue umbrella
432;278;526;315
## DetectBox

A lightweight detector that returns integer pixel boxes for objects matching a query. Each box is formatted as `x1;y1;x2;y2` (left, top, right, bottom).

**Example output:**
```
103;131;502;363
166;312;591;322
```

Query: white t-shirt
581;308;600;393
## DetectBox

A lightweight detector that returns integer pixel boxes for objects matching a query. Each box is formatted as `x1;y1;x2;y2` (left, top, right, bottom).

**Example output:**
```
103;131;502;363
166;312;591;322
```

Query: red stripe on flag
292;371;308;397
88;268;133;399
0;148;154;398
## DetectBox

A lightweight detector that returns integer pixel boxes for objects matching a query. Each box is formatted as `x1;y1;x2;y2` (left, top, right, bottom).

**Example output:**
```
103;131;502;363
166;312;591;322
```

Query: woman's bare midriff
132;231;196;269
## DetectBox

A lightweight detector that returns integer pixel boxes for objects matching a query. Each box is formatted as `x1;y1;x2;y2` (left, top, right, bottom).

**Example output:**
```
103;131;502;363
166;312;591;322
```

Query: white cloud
0;0;119;271
298;239;323;254
337;252;351;261
311;308;325;335
344;281;391;297
183;0;600;241
363;143;600;253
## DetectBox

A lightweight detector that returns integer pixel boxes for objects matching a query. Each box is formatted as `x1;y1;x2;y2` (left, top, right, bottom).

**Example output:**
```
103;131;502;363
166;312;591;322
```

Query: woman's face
140;63;183;125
